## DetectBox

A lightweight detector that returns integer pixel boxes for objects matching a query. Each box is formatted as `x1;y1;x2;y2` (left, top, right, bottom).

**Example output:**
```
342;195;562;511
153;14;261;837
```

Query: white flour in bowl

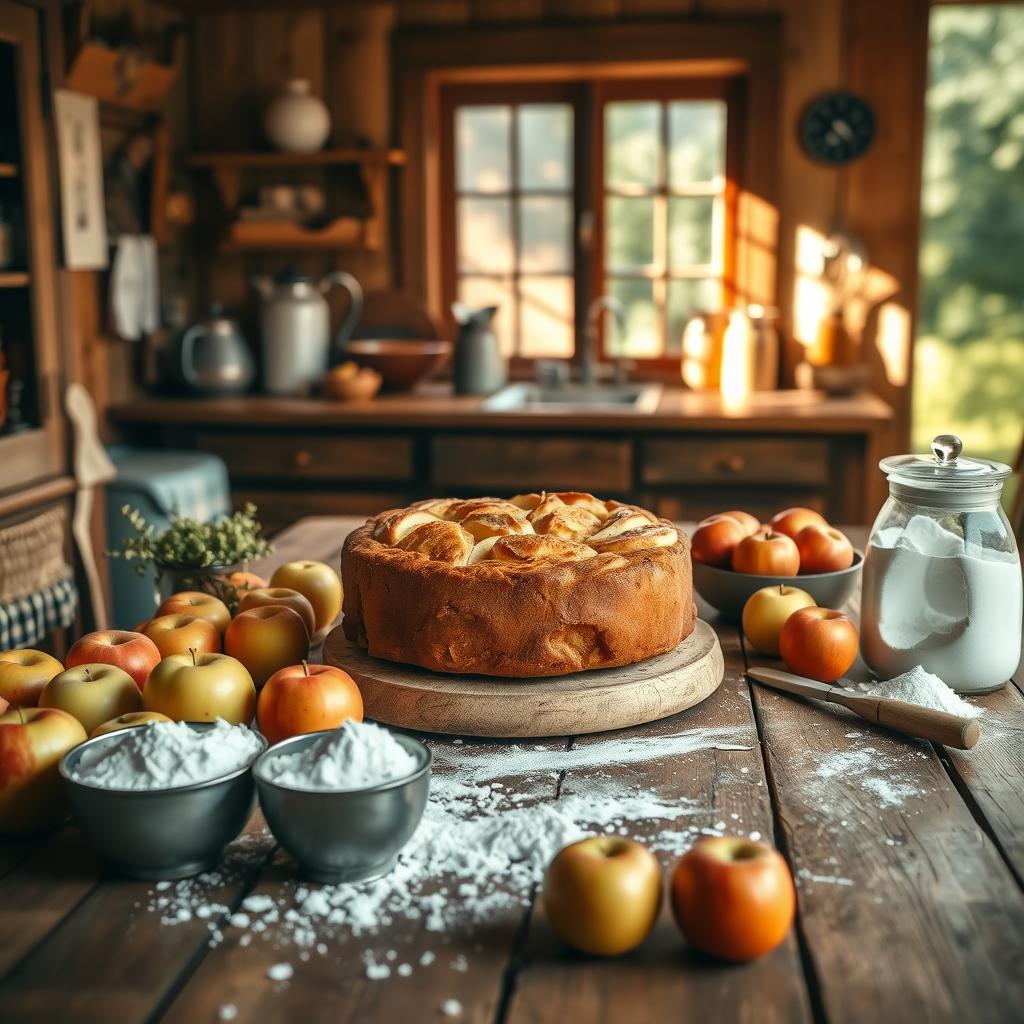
860;514;1021;692
259;720;421;791
71;719;262;790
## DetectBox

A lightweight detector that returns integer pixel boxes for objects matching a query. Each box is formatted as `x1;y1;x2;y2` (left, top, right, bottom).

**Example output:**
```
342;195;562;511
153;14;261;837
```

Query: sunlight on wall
876;302;911;387
792;225;829;347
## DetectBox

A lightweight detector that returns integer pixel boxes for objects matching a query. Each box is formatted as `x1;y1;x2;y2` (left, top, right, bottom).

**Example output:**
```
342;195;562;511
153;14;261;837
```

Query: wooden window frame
396;16;781;380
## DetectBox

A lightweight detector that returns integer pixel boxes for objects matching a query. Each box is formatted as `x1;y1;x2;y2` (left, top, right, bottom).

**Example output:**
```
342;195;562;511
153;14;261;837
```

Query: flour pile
859;665;983;719
141;724;761;974
259;720;421;791
72;718;262;790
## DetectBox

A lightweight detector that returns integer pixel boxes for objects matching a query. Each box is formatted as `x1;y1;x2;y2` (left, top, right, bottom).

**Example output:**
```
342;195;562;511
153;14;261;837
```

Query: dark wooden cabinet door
0;1;65;497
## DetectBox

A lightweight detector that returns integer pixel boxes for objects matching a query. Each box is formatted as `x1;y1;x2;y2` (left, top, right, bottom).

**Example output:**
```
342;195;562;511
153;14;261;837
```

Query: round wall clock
800;91;876;165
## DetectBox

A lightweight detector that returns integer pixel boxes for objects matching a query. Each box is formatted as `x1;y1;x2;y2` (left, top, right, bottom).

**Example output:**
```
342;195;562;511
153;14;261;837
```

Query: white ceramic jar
264;79;331;154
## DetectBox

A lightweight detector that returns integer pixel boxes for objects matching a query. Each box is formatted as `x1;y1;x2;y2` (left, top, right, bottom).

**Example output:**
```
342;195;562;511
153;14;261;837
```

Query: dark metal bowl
254;730;431;884
60;722;265;880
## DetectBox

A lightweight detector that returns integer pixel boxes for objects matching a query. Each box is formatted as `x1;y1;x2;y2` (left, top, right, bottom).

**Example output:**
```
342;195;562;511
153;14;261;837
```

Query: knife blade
746;667;980;751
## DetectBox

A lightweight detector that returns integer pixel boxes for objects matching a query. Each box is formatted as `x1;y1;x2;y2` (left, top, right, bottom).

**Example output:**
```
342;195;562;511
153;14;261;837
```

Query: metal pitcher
251;267;363;395
452;303;505;395
179;305;255;396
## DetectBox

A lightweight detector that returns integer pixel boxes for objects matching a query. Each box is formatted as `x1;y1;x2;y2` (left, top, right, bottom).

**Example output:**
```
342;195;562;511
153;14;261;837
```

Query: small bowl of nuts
322;361;382;402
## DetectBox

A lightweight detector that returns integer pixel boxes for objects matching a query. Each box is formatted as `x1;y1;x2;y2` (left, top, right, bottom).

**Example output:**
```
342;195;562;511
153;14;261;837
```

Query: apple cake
340;492;695;677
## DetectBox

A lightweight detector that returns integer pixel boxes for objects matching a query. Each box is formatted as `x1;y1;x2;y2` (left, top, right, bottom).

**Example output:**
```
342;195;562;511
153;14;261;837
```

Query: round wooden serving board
323;619;724;738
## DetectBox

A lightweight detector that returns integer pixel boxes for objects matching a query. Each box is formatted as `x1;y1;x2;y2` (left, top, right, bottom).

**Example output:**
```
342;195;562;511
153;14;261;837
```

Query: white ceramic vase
263;79;331;153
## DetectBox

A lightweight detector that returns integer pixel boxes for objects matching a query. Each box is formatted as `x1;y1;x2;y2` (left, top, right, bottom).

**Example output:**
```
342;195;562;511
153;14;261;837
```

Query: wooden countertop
1;517;1020;1023
110;386;893;434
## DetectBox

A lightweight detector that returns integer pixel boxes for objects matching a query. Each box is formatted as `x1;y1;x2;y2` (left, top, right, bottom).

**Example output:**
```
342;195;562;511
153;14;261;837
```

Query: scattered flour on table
136;724;770;981
71;718;262;790
810;745;926;808
857;665;983;719
259;720;420;790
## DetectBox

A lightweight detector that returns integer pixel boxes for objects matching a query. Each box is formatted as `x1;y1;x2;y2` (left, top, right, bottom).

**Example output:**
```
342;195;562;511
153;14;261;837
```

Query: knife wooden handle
831;692;980;750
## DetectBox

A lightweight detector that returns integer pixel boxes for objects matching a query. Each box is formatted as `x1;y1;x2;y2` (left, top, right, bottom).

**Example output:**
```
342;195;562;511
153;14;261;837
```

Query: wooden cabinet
0;1;65;497
432;436;632;493
113;394;890;532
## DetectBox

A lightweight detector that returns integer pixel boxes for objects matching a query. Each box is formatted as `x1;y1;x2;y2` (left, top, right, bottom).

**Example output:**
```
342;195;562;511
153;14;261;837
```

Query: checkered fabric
0;573;78;650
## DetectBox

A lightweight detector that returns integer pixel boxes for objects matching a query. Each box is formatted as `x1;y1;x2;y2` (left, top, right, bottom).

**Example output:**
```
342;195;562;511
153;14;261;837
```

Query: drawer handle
294;449;313;468
715;454;747;474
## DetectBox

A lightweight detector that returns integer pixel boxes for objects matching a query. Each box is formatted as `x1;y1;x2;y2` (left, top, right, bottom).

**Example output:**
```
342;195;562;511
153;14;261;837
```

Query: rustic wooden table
1;517;1022;1023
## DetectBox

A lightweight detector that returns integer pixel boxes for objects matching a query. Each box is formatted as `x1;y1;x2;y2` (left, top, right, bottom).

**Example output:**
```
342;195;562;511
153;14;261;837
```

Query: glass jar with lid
860;434;1021;693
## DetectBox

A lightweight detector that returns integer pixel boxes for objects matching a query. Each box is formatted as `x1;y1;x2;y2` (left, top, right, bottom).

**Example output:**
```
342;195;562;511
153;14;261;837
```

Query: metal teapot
250;266;363;395
179;305;255;396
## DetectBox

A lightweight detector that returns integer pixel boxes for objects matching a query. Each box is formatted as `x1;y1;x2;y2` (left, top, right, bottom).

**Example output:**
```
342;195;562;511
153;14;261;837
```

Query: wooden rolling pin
747;667;981;750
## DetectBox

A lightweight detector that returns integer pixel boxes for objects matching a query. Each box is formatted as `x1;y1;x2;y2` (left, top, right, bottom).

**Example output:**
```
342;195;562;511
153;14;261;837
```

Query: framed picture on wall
53;89;108;269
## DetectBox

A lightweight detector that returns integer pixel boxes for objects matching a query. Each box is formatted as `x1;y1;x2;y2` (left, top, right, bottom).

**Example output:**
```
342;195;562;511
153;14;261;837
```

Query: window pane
606;196;655;270
607;278;660;357
669;101;726;186
668;196;714;267
667;279;722;355
520;276;574;358
456;106;510;193
519;104;572;191
605;102;660;189
458;197;512;272
458;276;515;356
519;196;572;273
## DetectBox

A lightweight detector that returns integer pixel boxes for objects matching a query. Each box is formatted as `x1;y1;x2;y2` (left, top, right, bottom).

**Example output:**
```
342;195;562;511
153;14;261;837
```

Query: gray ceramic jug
452;303;505;395
179;305;255;396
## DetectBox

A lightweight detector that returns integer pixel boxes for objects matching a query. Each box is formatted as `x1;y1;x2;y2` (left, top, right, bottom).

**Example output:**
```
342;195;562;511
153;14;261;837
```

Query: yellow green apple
141;613;222;658
0;649;64;707
269;561;343;633
90;710;173;739
39;664;143;735
144;651;256;724
224;605;310;689
156;591;231;635
237;587;316;639
741;584;816;656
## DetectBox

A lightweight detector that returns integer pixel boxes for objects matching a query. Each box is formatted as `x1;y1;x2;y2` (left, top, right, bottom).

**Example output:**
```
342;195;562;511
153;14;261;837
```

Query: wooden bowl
692;551;864;621
343;339;451;391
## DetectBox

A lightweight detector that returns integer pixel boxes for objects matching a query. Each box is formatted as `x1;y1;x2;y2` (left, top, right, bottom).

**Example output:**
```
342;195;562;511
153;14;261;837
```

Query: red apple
671;836;795;961
238;587;316;639
542;836;662;956
270;561;344;633
691;516;748;568
65;631;161;692
710;510;761;537
257;661;363;746
795;523;854;574
742;585;817;656
769;507;828;541
156;592;232;635
141;613;222;659
731;529;800;576
0;706;88;833
779;606;859;682
224;606;310;689
0;649;64;707
144;650;257;725
39;664;143;735
90;711;173;739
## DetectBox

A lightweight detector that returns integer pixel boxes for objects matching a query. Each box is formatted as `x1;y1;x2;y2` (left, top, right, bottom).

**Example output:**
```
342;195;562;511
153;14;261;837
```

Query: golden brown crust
341;492;695;678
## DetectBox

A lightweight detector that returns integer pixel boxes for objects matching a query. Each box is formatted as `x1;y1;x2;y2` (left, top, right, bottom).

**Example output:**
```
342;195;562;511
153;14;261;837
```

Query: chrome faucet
582;296;626;387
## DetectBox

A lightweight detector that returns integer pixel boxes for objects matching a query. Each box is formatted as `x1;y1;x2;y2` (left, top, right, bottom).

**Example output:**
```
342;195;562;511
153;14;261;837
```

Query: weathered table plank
161;736;568;1024
508;603;813;1024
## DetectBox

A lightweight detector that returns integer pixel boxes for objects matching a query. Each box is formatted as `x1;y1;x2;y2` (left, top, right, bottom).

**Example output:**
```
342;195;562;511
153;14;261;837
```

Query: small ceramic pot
264;80;331;154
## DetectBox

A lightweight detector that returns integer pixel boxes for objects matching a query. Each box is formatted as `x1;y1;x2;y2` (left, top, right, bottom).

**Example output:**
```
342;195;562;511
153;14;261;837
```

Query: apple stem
302;660;310;677
189;647;197;667
16;706;26;726
84;667;91;681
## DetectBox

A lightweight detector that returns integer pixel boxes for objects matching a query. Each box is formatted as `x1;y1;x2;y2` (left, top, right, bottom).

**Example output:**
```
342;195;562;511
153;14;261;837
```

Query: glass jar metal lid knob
931;434;963;465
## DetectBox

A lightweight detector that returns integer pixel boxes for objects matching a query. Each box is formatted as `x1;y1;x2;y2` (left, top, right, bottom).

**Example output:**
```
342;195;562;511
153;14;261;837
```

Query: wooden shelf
188;148;406;170
0;271;29;288
0;163;18;178
222;216;379;252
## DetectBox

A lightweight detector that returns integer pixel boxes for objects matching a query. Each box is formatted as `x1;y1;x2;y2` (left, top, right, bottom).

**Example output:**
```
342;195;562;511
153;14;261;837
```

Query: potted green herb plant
109;503;272;612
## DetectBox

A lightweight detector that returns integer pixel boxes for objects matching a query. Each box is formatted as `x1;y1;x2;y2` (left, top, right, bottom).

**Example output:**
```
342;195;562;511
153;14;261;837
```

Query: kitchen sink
481;382;663;414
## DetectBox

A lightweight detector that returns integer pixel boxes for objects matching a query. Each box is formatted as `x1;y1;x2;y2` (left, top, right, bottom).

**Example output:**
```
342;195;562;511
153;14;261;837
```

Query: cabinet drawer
432;436;631;492
642;437;828;486
198;433;413;481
